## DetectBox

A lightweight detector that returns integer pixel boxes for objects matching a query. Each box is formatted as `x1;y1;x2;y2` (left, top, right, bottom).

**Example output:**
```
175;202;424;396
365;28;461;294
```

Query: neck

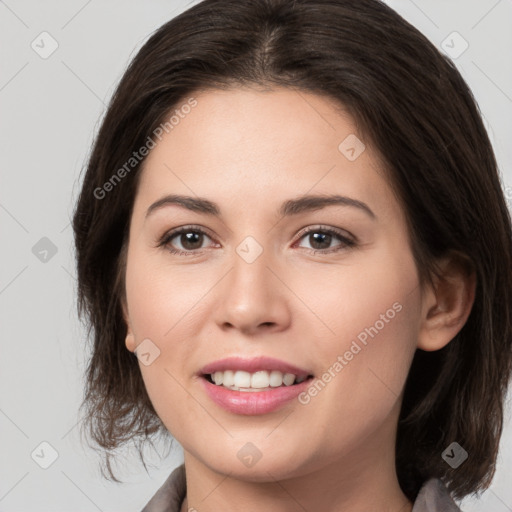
179;411;413;512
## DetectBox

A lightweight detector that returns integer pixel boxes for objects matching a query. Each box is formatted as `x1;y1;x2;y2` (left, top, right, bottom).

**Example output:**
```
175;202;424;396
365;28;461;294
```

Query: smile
205;369;308;391
199;356;314;415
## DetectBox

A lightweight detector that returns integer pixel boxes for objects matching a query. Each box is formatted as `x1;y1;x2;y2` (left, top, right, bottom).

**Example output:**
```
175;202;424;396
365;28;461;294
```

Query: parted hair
72;0;512;500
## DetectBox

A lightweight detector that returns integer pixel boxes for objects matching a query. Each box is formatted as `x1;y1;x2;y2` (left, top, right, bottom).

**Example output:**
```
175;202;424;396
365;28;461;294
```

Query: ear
121;297;136;353
417;252;476;351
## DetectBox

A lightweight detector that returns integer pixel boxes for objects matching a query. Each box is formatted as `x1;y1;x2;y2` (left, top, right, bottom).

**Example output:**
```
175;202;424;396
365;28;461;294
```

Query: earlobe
417;253;476;352
125;330;136;353
121;299;136;353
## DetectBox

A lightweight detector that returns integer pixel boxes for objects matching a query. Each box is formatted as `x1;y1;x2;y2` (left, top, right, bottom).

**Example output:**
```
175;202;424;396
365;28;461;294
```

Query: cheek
299;239;420;354
125;249;208;342
124;248;215;432
298;244;420;400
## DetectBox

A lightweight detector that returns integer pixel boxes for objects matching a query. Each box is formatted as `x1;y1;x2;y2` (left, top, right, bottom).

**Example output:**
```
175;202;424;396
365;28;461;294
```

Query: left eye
159;226;355;255
294;227;355;253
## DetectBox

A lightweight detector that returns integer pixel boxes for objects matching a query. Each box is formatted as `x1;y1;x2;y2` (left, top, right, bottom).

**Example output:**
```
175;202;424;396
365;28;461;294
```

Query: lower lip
200;376;313;415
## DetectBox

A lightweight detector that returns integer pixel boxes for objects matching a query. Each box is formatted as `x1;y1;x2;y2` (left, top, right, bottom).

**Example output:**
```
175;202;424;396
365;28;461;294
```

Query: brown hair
72;0;512;500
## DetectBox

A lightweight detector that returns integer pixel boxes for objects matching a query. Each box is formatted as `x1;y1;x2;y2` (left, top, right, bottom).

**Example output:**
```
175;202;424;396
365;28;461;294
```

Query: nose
213;244;291;336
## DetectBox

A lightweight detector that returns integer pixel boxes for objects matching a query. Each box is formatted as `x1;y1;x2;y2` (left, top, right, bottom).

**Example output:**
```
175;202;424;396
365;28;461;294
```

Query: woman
72;1;512;511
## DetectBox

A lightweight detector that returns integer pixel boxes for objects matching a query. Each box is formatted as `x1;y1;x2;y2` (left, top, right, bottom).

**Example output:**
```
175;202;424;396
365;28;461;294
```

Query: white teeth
269;370;283;387
251;371;270;388
283;373;295;386
223;370;234;387
208;370;309;390
234;370;251;388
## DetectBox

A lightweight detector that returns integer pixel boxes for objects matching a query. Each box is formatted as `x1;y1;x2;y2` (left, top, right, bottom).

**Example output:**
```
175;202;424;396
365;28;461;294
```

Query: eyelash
157;225;356;256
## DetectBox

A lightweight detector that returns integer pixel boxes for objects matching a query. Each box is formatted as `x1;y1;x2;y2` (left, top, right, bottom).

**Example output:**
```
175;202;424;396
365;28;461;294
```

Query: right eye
158;226;217;255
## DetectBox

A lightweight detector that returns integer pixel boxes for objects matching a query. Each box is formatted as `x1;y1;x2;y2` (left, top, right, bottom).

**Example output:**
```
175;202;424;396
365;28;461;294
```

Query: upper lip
200;356;312;379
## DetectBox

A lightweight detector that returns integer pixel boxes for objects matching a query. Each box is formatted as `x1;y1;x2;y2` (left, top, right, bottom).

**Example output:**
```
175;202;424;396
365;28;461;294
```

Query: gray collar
141;465;462;512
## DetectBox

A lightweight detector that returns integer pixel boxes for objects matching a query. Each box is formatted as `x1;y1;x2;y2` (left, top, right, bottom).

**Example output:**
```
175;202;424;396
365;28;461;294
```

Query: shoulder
140;464;186;512
412;478;463;512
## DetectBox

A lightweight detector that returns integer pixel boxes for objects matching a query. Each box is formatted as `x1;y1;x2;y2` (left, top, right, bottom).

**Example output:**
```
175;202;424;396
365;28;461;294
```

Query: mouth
198;356;315;414
202;370;313;391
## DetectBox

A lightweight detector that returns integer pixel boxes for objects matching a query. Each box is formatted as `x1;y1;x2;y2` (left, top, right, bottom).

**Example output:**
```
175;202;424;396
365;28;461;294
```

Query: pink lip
199;356;311;379
200;376;313;415
198;356;313;415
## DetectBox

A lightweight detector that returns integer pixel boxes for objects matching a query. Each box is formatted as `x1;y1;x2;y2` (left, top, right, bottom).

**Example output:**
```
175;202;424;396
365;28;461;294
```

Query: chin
186;439;318;483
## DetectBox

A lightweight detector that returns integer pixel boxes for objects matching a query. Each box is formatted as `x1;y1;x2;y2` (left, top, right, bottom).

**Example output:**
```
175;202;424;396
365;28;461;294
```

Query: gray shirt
141;464;463;512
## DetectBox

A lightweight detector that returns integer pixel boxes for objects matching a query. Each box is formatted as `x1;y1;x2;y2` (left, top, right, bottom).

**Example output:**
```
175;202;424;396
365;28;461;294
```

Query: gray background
1;0;511;510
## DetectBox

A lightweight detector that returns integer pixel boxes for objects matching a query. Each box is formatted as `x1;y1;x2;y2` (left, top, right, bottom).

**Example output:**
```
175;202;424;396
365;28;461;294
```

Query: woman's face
123;86;424;481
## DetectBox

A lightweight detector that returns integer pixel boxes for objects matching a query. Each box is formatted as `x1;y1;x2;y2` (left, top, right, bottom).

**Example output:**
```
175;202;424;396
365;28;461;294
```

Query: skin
122;86;475;512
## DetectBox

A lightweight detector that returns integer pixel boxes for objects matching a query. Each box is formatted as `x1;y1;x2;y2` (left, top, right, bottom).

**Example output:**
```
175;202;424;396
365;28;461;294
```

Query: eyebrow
145;193;376;220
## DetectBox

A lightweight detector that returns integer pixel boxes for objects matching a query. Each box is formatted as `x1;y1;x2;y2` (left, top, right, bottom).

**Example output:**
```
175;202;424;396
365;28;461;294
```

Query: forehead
133;86;401;224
